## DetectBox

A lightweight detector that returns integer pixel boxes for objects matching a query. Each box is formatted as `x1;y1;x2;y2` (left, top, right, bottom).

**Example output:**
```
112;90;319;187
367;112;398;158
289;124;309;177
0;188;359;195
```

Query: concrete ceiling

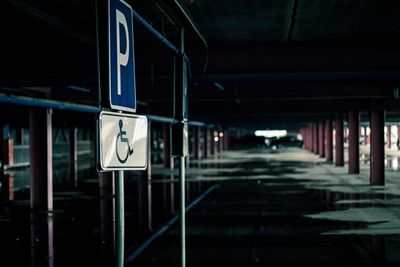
1;0;400;128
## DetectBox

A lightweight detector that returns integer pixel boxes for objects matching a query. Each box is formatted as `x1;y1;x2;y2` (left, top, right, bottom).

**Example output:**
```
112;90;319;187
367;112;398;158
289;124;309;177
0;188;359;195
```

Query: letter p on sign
109;0;136;112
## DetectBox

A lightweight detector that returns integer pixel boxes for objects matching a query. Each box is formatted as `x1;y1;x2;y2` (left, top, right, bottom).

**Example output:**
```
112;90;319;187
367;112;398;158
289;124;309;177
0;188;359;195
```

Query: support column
319;120;325;158
348;110;360;174
163;124;171;168
325;118;333;162
70;127;78;187
371;109;385;185
210;130;215;156
30;108;53;211
386;125;391;149
204;128;210;158
3;137;14;168
192;126;199;159
335;113;344;166
224;129;229;150
313;123;319;155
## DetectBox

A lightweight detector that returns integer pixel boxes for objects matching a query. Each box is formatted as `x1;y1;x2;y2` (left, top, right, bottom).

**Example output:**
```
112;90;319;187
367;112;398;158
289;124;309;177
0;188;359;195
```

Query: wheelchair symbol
116;119;134;164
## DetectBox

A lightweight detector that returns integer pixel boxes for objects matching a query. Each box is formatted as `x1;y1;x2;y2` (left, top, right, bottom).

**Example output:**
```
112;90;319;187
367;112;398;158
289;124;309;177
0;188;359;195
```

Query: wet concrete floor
129;148;400;266
1;148;400;266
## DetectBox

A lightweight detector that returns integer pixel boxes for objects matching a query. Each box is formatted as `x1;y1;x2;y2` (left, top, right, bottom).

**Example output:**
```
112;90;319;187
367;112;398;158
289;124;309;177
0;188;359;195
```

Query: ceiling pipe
156;0;209;74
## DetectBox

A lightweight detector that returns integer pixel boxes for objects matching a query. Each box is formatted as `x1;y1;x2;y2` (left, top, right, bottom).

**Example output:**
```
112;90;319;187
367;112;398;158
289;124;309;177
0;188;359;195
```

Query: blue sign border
108;0;136;113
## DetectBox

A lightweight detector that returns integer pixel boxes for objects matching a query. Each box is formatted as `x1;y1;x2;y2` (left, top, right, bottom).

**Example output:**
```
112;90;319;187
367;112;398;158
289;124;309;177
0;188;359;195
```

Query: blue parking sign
108;0;136;112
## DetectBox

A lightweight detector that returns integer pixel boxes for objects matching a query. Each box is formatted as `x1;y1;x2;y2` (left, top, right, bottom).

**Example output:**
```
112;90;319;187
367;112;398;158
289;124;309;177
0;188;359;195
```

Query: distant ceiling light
214;136;219;142
255;130;287;138
219;132;224;138
213;82;224;91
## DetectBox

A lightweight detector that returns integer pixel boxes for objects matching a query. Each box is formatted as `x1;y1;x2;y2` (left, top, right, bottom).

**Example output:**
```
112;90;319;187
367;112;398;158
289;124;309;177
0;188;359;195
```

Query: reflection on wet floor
1;148;400;266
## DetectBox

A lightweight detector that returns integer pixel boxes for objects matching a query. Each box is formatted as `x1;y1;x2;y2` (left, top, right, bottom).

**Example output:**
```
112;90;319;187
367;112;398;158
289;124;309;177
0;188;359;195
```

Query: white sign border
98;111;147;171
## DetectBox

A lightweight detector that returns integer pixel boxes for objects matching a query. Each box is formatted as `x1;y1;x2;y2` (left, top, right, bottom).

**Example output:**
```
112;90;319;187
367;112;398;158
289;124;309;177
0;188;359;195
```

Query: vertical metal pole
147;121;153;232
179;155;186;267
115;170;124;267
178;27;186;267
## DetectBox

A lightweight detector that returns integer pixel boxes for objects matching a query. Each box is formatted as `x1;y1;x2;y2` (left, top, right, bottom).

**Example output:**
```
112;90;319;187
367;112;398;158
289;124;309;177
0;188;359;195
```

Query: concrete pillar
70;127;78;187
386;125;391;149
139;121;153;233
370;109;385;185
397;125;400;150
224;129;229;150
163;124;171;168
348;110;360;174
210;130;215;156
3;137;14;168
325;118;333;162
193;126;199;159
335;113;344;166
308;125;312;151
319;120;325;158
219;131;223;152
203;128;210;158
31;213;54;267
29;108;53;211
313;123;319;155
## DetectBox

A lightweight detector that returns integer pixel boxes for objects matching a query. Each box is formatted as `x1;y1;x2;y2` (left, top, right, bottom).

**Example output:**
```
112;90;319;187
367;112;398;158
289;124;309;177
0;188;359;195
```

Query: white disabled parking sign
99;111;148;170
108;0;136;112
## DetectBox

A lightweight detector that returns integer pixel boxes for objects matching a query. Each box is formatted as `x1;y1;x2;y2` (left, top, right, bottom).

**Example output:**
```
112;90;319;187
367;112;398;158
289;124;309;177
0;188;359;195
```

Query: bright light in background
219;132;224;138
255;130;287;138
392;158;399;170
214;136;219;142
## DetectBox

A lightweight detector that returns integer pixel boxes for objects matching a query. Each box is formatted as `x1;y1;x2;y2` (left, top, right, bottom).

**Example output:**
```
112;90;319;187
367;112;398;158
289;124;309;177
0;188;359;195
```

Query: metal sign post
172;27;188;267
96;0;141;266
115;170;125;267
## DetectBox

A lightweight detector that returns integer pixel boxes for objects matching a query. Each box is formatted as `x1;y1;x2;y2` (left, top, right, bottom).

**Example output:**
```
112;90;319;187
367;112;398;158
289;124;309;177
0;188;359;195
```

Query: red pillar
30;108;53;211
348;110;360;174
313;123;319;155
326;118;333;162
335;113;344;166
3;137;14;167
371;109;385;185
386;125;391;149
310;125;312;150
319;120;325;158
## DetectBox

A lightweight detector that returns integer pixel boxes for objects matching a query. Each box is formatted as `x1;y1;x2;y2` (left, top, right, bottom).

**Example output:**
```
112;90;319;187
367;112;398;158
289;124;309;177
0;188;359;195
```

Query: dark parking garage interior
1;0;400;266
